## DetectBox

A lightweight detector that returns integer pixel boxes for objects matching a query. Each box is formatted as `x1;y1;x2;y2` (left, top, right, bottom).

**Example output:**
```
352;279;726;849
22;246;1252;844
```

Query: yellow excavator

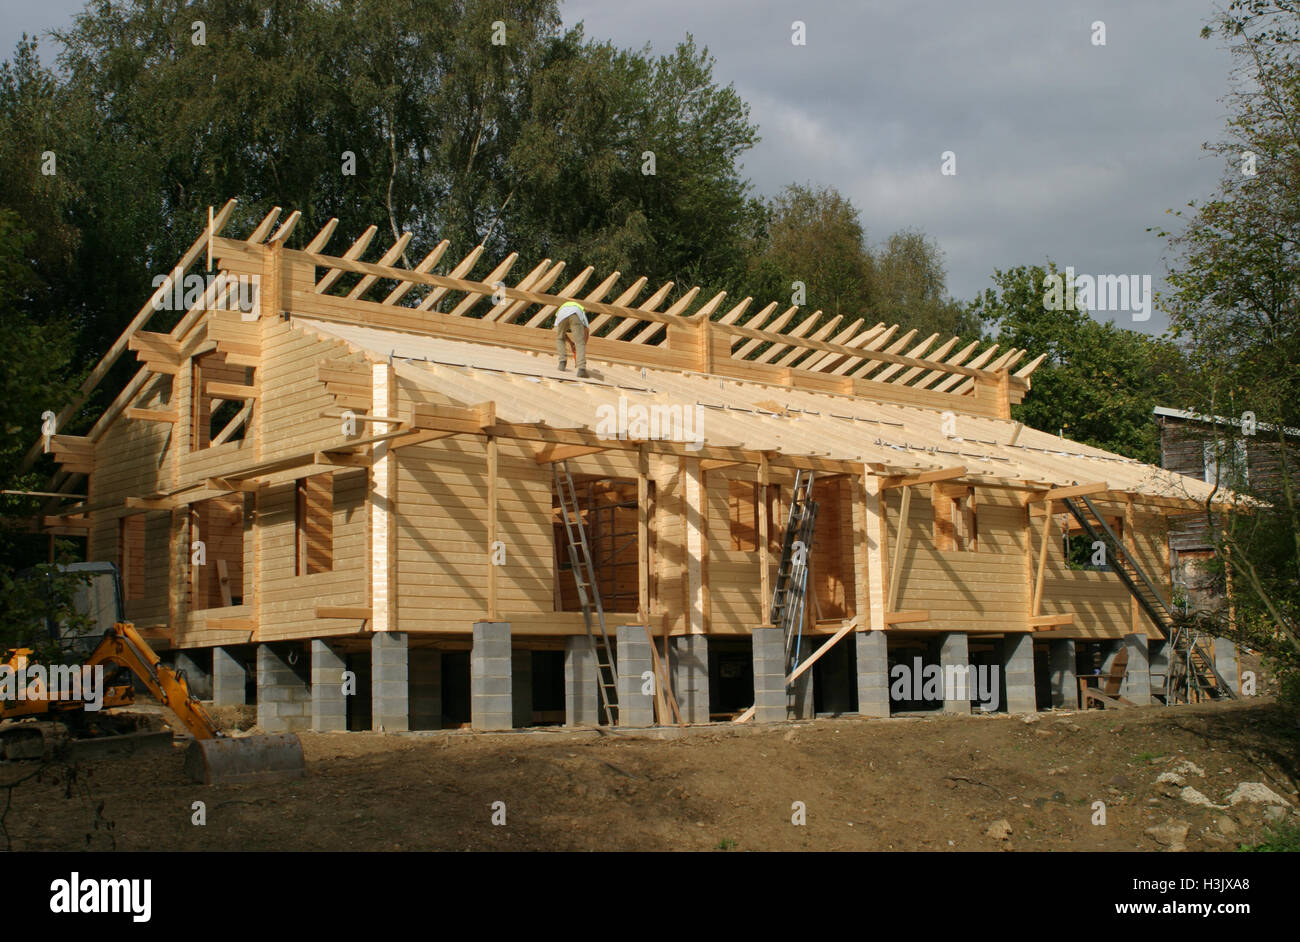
2;622;304;785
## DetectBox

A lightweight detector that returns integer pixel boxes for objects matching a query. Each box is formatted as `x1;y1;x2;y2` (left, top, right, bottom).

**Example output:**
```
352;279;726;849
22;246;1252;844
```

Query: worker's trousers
556;317;587;371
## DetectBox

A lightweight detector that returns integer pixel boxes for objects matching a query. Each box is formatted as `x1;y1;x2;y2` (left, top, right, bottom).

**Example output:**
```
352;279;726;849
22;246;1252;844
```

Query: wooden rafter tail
601;281;673;339
18;198;239;474
848;328;919;380
718;297;753;325
1015;351;1048;380
751;310;819;364
586;276;646;336
800;320;879;372
246;206;283;244
304;217;339;253
507;265;594;327
627;286;702;343
382;241;451;306
449;252;520;318
416;243;485;312
776;316;856;369
872;333;940;384
732;306;799;358
910;339;979;390
524;268;613;328
820;323;895;376
931;343;1000;393
806;319;889;371
315;225;378;295
347;232;413;301
268;209;302;244
952;347;1022;395
475;257;548;322
493;259;566;324
737;301;779;331
889;335;960;387
770;315;845;369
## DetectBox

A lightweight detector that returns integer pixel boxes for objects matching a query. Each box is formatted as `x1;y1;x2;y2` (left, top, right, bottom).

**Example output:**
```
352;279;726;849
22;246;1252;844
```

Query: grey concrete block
257;644;310;733
1123;633;1152;706
175;650;212;700
670;635;710;724
1213;637;1239;696
212;646;247;706
616;625;656;727
856;630;890;718
471;623;512;730
311;639;347;732
565;636;600;726
939;633;971;714
1001;633;1036;714
371;632;409;731
752;628;786;722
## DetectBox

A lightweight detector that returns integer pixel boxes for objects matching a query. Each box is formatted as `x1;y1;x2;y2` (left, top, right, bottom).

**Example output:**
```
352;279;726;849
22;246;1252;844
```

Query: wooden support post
1031;499;1053;617
637;446;649;623
370;364;395;632
1124;497;1137;635
684;457;705;635
886;485;912;612
487;435;499;622
862;468;886;632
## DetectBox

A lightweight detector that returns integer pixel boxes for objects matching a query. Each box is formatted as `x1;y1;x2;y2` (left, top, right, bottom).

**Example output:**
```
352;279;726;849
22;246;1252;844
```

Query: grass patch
1239;821;1300;852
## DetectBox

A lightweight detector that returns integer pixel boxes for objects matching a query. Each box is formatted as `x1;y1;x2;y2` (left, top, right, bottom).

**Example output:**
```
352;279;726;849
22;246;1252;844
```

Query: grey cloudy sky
4;0;1237;334
563;0;1238;335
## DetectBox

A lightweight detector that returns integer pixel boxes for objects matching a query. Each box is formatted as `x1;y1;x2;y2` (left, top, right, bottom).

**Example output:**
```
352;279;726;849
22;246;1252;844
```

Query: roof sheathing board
292;316;1222;502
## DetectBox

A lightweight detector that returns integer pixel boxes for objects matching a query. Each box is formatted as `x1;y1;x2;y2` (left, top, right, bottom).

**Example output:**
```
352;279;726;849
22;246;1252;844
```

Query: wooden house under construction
29;201;1238;732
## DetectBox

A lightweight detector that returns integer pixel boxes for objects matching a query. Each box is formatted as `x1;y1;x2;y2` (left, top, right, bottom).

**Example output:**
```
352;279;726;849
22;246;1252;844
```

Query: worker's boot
576;365;589;378
557;358;567;372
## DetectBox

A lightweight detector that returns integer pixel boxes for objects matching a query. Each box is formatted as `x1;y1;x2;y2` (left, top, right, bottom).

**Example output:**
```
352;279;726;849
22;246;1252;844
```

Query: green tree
970;262;1185;463
873;229;979;338
740;183;874;327
1160;0;1300;698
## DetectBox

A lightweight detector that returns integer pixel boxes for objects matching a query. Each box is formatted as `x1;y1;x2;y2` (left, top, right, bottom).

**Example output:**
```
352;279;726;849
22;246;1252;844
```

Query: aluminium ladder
770;470;819;671
1061;495;1235;703
555;462;620;724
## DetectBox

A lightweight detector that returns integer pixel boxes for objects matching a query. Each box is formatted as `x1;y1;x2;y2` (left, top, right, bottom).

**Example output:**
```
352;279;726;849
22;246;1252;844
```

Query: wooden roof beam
879;464;968;489
506;264;594;327
304;217;339;253
382;241;451;306
449;252;520;317
19;198;237;473
315;225;378;294
347;232;413;300
775;317;859;369
1023;482;1108;504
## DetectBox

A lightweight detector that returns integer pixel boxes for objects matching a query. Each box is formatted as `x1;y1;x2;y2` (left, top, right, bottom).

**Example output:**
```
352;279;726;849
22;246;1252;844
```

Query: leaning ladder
770;470;819;671
555;462;620;724
1061;495;1235;702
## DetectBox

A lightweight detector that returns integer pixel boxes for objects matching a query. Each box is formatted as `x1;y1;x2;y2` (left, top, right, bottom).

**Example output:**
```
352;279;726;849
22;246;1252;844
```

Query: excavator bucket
183;734;306;785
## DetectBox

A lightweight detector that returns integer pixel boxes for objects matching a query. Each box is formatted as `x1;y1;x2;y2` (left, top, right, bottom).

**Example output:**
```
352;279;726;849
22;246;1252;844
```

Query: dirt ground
3;698;1297;851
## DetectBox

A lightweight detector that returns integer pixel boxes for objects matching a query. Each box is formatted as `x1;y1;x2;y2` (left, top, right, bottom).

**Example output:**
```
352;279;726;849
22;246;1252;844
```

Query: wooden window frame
295;473;334;576
933;484;977;552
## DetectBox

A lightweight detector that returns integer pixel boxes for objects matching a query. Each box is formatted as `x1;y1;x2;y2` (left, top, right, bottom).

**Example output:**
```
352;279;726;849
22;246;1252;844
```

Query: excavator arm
3;622;304;784
87;623;220;739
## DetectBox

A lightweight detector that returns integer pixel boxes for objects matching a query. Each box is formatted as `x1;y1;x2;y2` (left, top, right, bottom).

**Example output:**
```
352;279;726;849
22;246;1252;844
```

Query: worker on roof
554;300;590;378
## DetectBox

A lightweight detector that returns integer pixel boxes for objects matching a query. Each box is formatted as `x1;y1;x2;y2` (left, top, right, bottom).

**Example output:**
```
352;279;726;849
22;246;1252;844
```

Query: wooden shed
32;202;1232;730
